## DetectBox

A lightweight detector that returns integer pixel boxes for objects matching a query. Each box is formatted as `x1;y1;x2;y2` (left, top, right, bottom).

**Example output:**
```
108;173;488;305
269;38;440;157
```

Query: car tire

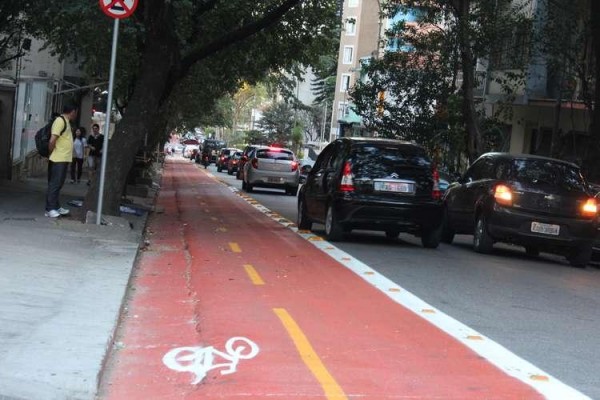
236;170;241;180
525;246;540;257
286;186;298;196
325;203;343;241
227;169;233;175
473;214;494;254
245;181;253;192
297;196;312;230
241;180;247;190
217;165;222;172
568;244;592;268
421;225;442;249
385;230;400;240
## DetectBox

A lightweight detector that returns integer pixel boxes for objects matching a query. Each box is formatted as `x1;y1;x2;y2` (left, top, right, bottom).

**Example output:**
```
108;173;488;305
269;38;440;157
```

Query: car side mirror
302;165;312;174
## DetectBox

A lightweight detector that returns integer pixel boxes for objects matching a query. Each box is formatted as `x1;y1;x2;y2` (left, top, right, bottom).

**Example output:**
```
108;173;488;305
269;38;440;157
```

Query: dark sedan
297;138;444;246
442;152;599;267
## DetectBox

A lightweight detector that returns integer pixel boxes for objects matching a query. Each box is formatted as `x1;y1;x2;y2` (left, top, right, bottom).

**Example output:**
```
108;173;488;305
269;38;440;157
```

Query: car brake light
432;167;441;200
251;158;258;169
291;161;298;172
494;184;513;206
581;198;598;217
339;161;354;192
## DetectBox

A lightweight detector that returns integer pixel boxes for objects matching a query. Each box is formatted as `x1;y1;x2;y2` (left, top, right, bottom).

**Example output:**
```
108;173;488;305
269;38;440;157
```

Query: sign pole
96;18;120;225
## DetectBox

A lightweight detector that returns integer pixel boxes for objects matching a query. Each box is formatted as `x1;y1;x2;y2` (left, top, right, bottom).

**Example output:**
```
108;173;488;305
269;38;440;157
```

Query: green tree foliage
255;102;296;145
23;0;338;214
0;2;33;69
352;0;533;168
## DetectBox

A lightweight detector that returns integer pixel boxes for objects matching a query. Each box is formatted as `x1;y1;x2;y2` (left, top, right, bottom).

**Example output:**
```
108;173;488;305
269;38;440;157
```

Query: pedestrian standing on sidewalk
70;127;87;184
87;123;104;186
45;104;78;218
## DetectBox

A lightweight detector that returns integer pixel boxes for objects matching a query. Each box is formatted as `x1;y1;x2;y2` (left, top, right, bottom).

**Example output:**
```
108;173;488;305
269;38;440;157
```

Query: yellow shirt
49;116;73;163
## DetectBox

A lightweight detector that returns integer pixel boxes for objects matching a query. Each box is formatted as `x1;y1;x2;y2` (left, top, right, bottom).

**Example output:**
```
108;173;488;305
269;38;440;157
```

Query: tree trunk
84;1;177;216
456;0;483;163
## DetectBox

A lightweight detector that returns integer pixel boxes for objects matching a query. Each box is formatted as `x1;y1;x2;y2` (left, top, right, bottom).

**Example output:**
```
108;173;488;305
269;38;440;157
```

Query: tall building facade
330;0;381;139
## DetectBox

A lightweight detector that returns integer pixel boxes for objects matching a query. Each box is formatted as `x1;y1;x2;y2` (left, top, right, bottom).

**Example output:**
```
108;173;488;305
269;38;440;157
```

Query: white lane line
226;185;592;400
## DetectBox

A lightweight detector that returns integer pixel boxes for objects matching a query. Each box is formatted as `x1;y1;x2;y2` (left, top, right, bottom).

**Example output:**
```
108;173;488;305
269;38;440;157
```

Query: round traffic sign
99;0;138;19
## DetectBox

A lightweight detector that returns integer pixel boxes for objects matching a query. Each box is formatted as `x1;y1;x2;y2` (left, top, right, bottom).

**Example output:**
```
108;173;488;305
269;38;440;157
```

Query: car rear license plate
531;222;560;236
374;181;414;193
268;177;283;183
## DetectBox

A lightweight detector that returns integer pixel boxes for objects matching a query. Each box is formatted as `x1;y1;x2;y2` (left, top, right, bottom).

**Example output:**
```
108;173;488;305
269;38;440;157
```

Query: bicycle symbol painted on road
162;337;260;384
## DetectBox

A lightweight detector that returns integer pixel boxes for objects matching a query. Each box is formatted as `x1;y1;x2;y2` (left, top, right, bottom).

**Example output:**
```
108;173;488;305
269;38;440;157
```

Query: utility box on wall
0;82;16;180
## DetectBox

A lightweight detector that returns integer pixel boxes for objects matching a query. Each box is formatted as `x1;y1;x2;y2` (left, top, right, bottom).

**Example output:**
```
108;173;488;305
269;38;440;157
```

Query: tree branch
177;0;302;82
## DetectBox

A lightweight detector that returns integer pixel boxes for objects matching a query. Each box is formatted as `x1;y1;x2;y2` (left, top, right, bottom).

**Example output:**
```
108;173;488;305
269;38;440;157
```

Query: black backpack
35;116;66;158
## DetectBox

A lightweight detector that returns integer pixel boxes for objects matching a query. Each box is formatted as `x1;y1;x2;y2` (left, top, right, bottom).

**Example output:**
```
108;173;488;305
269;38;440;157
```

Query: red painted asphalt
98;159;542;399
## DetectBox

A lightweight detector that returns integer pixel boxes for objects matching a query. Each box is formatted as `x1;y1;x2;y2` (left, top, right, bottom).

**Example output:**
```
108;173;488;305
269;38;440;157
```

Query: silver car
242;147;299;195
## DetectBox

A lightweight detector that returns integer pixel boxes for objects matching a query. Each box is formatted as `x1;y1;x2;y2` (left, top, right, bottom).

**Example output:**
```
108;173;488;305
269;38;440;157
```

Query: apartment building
330;0;381;139
0;37;91;179
479;0;590;164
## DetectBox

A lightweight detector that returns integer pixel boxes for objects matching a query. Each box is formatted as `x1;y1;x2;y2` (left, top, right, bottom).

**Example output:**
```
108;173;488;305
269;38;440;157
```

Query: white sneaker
57;207;70;215
45;210;60;218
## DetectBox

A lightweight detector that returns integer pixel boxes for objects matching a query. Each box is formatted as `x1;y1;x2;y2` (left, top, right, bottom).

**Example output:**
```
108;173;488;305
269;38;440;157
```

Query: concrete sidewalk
0;171;157;400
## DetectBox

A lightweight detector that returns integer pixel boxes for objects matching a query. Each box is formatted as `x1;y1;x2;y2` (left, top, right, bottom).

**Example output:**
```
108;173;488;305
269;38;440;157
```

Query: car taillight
233;160;238;164
339;161;354;192
432;167;441;200
291;161;298;172
581;198;598;217
494;184;513;206
220;156;224;161
251;158;258;169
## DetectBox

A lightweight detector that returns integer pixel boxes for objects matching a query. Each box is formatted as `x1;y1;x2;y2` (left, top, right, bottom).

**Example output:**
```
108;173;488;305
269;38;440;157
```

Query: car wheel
568;244;592;268
241;180;247;190
245;181;253;192
473;214;494;254
525;246;540;257
385;230;400;239
217;165;222;172
286;186;298;196
236;170;241;180
324;203;343;241
421;225;442;249
297;196;312;230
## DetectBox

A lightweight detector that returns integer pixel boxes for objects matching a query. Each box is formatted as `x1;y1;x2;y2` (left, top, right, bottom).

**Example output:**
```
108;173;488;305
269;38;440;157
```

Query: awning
338;107;362;125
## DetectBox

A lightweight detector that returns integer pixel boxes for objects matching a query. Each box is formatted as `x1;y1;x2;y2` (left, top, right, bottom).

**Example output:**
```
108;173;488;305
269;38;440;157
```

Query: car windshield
512;159;585;191
256;149;294;161
353;145;431;168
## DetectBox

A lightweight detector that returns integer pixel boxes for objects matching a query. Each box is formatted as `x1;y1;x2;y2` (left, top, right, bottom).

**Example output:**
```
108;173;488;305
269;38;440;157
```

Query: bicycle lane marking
227;184;593;400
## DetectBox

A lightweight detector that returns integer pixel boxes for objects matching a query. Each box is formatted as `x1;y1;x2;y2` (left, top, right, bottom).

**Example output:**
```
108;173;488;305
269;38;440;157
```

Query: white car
242;147;300;195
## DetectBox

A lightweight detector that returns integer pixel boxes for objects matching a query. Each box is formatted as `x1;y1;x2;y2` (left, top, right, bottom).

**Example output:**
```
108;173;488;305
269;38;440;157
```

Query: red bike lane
98;159;547;399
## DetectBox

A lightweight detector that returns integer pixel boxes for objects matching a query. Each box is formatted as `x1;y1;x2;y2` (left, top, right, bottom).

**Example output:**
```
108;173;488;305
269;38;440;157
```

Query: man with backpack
45;104;78;218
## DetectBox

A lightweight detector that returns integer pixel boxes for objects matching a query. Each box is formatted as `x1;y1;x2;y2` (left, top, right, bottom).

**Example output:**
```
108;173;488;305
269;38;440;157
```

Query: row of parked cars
296;137;600;268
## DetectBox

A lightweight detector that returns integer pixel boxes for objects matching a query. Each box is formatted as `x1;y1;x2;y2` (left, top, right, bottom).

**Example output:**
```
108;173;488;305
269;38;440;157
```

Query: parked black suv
297;138;444;246
443;153;599;267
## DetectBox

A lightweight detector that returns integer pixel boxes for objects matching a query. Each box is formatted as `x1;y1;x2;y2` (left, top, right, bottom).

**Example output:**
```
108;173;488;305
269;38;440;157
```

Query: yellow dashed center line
244;264;265;285
273;308;347;400
229;242;242;253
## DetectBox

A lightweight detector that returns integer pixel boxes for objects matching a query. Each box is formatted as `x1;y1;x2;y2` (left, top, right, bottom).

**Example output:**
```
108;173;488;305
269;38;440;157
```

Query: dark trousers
70;157;84;181
46;162;69;211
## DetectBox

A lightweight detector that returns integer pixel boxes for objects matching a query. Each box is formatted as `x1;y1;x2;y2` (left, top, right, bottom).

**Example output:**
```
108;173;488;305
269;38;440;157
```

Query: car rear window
512;159;585;190
352;144;431;168
256;149;294;161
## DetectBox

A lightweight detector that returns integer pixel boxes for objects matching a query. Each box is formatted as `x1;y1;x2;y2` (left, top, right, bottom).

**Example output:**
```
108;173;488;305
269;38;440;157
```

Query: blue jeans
46;162;69;211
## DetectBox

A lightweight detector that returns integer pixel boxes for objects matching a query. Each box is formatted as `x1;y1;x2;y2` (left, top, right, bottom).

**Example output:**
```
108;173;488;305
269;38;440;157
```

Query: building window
345;18;356;36
343;46;354;64
348;0;359;7
341;74;351;92
338;101;348;117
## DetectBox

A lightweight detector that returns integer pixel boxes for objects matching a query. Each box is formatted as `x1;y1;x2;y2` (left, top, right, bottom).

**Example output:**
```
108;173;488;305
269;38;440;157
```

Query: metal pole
320;101;327;150
96;18;120;225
